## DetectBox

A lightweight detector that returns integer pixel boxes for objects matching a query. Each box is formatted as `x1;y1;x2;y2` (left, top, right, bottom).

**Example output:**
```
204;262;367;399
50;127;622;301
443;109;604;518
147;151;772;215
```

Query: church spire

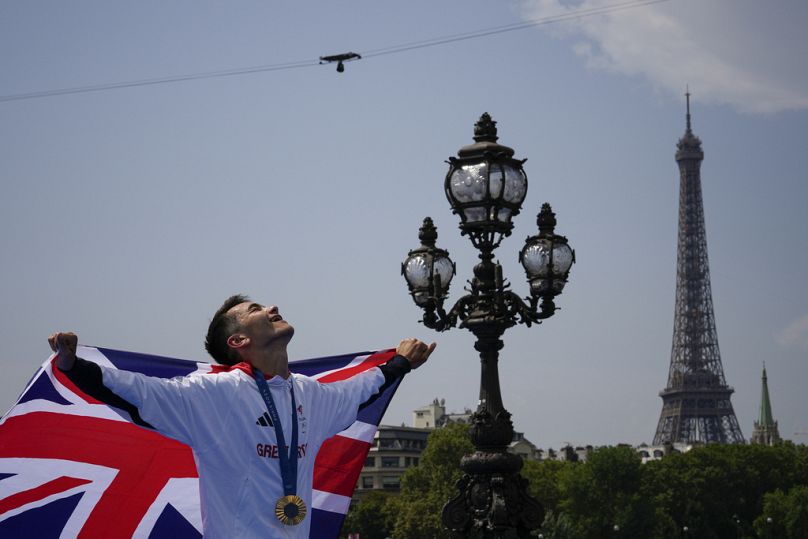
757;363;775;426
751;363;781;445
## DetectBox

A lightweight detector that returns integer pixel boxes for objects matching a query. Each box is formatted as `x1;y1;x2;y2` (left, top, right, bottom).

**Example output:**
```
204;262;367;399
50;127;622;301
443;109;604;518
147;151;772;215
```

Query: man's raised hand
48;332;78;371
396;338;436;370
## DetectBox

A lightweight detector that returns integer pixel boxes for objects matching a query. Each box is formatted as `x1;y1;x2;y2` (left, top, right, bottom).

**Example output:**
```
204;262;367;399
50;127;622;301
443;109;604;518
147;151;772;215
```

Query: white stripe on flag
76;346;118;369
337;420;377;444
311;354;371;381
311;489;352;514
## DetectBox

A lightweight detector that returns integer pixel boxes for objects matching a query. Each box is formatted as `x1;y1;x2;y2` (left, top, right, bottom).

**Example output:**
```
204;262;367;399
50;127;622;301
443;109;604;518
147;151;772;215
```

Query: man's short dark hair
205;294;249;365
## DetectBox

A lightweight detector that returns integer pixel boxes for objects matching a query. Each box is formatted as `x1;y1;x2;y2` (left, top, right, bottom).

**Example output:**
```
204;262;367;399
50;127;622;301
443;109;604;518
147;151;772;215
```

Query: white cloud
775;315;808;351
521;0;808;113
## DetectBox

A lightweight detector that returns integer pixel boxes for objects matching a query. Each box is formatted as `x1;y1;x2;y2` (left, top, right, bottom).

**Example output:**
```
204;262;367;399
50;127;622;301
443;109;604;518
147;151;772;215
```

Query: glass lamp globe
402;218;455;307
444;113;528;245
519;203;575;297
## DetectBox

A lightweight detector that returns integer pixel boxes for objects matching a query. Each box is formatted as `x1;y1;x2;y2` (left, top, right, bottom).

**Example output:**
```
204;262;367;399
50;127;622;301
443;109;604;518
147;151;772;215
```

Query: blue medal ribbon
252;368;298;498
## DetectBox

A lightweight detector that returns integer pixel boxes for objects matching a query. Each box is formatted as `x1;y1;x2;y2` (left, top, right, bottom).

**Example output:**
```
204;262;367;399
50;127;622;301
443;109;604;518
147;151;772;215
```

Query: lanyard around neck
252;368;298;497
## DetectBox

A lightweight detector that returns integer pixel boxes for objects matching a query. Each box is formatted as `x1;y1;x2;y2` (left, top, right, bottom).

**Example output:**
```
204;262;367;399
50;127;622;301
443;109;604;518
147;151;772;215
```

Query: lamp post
402;113;575;537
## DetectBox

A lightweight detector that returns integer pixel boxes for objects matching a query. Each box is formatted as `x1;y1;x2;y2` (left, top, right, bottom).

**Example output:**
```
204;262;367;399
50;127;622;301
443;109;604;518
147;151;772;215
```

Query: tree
521;458;569;515
340;491;394;539
534;510;576;539
785;486;808;539
558;446;655;538
642;443;808;538
755;486;808;539
388;422;474;539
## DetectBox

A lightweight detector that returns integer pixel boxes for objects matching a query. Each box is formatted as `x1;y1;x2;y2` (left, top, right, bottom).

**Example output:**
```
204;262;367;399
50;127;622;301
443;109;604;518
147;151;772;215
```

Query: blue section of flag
0;473;16;481
311;507;346;536
148;504;202;539
17;370;71;406
97;347;201;379
0;492;84;538
358;378;402;425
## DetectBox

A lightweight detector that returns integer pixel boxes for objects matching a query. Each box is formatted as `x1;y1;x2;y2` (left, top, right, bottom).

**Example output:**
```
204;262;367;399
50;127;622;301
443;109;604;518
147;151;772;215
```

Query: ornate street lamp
402;113;575;537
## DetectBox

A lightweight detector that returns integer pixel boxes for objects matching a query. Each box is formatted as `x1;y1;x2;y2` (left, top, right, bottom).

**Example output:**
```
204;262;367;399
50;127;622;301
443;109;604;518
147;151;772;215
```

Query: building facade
354;425;430;497
356;400;539;498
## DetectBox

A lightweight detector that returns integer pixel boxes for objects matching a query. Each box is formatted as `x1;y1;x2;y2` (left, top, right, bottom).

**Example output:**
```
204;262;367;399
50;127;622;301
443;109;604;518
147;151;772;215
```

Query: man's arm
47;331;227;449
313;338;436;440
371;338;436;398
48;332;155;427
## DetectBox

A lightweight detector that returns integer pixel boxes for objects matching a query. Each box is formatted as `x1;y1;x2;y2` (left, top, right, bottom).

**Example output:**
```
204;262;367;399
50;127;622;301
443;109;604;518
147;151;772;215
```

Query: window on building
381;456;399;468
362;476;374;489
381;476;400;489
364;456;376;468
379;439;402;449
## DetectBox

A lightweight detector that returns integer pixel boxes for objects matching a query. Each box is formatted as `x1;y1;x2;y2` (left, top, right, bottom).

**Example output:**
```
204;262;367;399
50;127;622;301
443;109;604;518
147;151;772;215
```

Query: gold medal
275;494;307;526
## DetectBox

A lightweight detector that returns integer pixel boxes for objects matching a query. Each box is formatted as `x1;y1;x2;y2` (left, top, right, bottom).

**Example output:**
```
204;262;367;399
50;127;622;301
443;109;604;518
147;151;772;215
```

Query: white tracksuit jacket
87;361;392;538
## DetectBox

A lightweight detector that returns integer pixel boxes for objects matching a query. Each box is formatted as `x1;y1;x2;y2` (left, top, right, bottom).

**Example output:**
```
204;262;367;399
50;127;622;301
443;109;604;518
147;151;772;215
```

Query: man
49;294;435;538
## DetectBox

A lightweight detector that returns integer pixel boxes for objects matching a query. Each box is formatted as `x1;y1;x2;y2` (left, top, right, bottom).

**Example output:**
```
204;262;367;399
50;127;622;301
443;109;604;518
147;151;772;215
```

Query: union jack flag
0;346;400;538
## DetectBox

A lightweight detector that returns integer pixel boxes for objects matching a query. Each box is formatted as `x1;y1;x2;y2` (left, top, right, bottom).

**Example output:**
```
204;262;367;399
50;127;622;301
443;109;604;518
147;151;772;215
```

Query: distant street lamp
402;113;575;537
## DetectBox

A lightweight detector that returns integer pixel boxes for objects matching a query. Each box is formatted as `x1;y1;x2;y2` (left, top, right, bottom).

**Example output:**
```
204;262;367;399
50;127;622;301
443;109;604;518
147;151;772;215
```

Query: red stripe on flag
317;350;396;384
50;358;103;405
0;476;91;515
313;435;371;498
0;412;197;538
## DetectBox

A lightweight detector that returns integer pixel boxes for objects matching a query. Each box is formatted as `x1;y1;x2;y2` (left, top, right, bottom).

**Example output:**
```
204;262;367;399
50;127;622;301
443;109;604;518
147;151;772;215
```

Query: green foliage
755;485;808;539
641;443;808;538
555;446;655;539
340;491;394;539
521;459;570;514
534;510;576;539
345;435;808;538
388;422;474;539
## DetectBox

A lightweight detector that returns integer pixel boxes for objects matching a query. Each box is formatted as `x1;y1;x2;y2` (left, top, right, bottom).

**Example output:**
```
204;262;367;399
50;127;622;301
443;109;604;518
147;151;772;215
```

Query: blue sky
1;0;806;447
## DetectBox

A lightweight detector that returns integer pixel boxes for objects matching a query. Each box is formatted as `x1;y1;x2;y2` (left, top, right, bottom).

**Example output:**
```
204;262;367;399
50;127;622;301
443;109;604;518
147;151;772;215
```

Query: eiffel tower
653;92;745;445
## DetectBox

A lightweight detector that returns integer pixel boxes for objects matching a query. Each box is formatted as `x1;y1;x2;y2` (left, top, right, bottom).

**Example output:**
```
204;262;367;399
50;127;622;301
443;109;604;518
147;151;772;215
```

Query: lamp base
442;458;543;538
442;410;543;537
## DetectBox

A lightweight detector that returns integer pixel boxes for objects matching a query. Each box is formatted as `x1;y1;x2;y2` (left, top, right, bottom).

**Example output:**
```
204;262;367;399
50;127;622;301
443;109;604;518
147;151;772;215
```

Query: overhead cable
0;0;674;103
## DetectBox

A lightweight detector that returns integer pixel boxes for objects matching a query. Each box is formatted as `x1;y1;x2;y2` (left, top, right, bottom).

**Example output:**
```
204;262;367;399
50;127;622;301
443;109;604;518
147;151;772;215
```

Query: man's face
228;301;295;349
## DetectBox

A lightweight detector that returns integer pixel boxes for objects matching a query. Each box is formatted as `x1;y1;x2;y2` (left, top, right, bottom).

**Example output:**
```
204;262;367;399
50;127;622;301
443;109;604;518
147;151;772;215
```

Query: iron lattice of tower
653;93;745;445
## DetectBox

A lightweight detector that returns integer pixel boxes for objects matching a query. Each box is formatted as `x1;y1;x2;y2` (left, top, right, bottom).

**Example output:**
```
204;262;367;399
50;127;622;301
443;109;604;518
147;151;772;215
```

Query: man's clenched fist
48;332;78;371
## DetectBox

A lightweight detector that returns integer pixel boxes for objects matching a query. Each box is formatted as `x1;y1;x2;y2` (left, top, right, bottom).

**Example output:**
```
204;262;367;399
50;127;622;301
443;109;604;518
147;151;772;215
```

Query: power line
0;60;319;103
0;0;673;103
362;0;673;59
